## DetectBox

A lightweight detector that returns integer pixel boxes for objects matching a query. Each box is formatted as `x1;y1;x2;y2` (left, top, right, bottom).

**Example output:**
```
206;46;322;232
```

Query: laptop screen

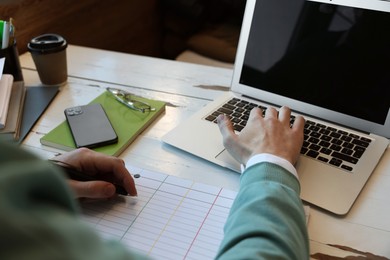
237;0;390;128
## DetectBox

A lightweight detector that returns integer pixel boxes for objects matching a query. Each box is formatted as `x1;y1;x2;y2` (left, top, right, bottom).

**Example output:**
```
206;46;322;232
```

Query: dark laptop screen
240;0;390;124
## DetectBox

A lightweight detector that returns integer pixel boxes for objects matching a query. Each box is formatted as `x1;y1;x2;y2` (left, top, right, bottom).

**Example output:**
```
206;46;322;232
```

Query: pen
2;21;9;49
0;20;3;49
54;163;128;196
8;18;15;46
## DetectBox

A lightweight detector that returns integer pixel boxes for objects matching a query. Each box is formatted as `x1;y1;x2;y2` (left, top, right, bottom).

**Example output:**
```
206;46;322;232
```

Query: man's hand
217;106;305;166
52;148;137;199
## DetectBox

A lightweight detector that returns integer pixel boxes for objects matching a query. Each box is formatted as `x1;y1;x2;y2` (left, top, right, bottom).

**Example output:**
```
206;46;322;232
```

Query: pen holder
0;41;23;81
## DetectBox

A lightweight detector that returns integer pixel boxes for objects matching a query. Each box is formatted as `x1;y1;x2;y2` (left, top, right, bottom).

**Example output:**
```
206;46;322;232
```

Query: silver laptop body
163;0;390;215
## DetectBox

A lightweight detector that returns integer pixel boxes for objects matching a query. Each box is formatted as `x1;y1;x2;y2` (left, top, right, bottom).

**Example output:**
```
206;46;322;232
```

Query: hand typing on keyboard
216;106;305;166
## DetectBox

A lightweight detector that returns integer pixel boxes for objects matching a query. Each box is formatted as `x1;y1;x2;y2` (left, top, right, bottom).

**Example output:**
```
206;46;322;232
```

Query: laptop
162;0;390;215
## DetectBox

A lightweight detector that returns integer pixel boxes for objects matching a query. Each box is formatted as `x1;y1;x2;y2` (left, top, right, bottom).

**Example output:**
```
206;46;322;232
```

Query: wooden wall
0;0;163;56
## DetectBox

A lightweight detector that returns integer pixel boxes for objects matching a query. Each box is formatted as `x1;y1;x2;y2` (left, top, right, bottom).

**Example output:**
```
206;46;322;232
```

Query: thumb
217;113;247;165
217;114;235;143
68;180;116;199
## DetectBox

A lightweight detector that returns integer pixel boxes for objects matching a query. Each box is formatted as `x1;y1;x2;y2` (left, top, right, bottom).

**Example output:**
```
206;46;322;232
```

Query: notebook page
81;166;237;260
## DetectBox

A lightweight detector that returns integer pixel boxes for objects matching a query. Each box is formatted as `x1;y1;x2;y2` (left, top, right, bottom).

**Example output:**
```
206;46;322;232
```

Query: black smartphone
64;103;118;148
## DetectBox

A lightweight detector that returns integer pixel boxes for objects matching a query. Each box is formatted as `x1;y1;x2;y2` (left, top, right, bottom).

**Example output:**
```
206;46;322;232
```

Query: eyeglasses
106;87;156;113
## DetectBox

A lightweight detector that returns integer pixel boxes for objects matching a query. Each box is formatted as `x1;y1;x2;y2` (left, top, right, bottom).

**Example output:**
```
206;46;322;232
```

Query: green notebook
40;91;165;156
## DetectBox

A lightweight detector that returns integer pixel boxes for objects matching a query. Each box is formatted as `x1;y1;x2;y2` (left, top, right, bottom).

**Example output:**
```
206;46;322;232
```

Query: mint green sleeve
0;141;149;260
216;162;310;260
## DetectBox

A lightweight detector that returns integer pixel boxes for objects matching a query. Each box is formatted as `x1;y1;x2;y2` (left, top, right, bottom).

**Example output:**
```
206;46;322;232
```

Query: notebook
0;74;14;129
0;81;26;140
163;0;390;215
41;90;165;156
17;86;59;143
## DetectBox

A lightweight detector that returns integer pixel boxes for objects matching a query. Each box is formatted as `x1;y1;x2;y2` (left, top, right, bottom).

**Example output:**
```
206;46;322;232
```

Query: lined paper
81;166;237;260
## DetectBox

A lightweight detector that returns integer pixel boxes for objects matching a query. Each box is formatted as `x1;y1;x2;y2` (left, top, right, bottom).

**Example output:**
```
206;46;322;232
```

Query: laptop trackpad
215;149;241;173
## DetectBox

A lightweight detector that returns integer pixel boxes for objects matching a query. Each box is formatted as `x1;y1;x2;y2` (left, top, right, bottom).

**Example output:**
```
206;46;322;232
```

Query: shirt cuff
241;153;299;180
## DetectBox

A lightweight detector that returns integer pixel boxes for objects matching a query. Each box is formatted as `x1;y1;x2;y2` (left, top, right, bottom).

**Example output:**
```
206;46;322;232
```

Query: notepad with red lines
80;166;237;260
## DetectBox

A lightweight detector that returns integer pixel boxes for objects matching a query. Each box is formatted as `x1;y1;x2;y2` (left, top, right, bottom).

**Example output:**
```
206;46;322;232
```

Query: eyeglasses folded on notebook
106;87;156;113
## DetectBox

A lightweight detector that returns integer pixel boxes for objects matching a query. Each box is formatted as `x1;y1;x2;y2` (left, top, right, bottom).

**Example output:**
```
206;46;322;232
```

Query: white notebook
0;74;14;129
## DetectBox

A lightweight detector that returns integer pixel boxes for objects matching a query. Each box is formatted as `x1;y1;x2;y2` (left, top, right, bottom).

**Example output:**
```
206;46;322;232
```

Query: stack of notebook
0;74;25;140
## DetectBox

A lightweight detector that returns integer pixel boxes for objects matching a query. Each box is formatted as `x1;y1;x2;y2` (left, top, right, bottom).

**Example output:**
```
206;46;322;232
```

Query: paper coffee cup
27;34;68;85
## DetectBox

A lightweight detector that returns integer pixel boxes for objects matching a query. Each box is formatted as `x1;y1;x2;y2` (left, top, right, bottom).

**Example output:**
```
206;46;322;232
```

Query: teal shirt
217;163;309;259
0;140;309;259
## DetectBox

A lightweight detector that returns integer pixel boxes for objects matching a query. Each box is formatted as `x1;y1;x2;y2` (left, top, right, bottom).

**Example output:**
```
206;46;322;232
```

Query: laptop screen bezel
231;0;390;138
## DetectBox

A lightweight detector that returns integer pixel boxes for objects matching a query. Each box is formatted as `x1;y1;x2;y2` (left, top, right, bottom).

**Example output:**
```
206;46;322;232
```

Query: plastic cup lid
28;34;68;54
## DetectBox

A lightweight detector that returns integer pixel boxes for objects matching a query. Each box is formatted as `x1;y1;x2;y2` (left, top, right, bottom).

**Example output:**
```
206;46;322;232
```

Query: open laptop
163;0;390;215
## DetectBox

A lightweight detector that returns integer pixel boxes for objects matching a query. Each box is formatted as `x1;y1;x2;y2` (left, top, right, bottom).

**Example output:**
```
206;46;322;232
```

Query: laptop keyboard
204;98;372;172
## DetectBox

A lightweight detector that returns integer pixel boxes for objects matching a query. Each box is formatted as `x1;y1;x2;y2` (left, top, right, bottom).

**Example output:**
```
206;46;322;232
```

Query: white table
20;45;390;259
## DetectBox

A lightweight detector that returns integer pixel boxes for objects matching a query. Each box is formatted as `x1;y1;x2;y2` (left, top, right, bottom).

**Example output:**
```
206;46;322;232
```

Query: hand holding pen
50;148;137;199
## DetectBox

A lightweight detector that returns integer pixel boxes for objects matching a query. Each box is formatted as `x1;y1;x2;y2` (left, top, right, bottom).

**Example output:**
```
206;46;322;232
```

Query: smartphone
64;103;118;148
